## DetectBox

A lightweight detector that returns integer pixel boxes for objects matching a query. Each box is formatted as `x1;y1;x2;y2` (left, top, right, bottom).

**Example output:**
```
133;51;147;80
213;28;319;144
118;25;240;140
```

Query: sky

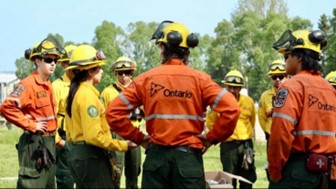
0;0;334;72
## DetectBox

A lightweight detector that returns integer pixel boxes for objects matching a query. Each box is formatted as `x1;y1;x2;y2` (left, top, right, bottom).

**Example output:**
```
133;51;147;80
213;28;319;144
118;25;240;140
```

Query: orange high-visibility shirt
268;71;336;181
0;71;57;132
105;59;240;149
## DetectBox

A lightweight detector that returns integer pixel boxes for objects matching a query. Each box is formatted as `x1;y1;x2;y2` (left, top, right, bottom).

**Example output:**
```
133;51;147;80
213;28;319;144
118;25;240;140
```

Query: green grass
0;126;269;188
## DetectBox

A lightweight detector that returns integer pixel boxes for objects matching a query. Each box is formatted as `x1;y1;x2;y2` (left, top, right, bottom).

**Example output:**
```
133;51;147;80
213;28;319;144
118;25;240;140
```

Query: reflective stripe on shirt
119;93;134;109
146;114;204;121
272;112;297;125
292;130;336;137
212;89;228;110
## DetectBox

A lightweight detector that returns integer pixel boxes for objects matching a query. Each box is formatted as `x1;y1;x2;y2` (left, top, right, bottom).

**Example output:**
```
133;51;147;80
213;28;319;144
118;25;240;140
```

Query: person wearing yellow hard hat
0;37;64;188
52;44;77;189
258;59;287;182
268;29;336;188
325;71;336;89
64;45;137;188
105;20;240;188
258;59;287;144
206;70;256;188
100;56;143;188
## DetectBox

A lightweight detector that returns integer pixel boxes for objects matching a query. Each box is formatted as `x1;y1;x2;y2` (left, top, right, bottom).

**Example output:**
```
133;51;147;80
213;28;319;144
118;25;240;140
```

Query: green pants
124;146;141;189
56;140;74;189
269;154;323;189
68;142;114;188
16;132;56;188
111;132;141;189
220;139;257;189
142;143;205;189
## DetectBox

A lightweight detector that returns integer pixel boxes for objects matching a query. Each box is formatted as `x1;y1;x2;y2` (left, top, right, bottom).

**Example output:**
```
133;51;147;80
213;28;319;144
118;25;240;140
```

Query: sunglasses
271;75;285;80
284;54;289;60
43;57;59;64
117;70;133;76
269;63;285;71
225;76;244;84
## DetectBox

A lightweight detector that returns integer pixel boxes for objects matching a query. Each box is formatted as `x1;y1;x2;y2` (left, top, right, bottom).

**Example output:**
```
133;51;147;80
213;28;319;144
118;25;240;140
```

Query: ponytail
66;70;89;117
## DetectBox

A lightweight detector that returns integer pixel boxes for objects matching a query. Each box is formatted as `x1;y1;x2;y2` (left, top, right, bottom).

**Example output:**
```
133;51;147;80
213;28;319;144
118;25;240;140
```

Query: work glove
33;138;56;172
242;147;255;170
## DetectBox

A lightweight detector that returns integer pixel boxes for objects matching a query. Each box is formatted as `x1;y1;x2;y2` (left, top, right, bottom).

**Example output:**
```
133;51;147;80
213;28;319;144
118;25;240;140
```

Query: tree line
14;0;336;101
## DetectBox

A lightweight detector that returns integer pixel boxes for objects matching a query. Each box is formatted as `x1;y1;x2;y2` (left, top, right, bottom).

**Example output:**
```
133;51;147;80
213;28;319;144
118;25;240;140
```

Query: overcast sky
0;0;334;72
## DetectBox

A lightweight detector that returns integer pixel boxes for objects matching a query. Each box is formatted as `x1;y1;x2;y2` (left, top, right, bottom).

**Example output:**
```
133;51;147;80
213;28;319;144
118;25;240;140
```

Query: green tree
92;20;124;91
125;21;160;75
207;0;313;100
321;9;336;75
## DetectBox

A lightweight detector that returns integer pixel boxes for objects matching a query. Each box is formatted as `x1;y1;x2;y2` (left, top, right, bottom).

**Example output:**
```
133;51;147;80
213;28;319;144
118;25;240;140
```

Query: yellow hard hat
268;59;286;75
65;45;105;71
25;37;65;61
325;71;336;86
272;29;327;58
222;70;245;87
151;21;199;48
112;56;137;71
57;45;77;64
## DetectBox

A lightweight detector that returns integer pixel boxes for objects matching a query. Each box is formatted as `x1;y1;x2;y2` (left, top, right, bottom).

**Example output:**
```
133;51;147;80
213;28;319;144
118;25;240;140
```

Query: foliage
11;1;336;99
320;9;336;75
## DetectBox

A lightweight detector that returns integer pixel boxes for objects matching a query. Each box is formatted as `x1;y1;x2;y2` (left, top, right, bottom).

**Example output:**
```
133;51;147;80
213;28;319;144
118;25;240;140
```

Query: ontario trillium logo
308;94;319;107
150;82;165;97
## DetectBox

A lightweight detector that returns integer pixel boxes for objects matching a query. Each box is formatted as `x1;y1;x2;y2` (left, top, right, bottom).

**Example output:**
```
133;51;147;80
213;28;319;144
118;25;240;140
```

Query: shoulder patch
10;85;24;97
274;87;288;108
87;105;99;117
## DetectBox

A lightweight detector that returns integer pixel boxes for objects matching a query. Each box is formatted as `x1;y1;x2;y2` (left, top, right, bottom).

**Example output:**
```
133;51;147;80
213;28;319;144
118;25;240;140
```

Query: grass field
0;126;269;188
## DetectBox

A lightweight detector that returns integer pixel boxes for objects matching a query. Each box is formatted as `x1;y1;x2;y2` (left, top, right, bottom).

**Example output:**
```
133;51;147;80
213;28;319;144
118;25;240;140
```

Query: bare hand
56;139;66;150
196;134;212;154
127;140;138;150
140;135;151;149
36;121;47;133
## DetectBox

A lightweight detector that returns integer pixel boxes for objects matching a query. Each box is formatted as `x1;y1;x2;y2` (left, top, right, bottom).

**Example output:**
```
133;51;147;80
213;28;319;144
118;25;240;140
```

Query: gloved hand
242;147;255;170
33;138;56;172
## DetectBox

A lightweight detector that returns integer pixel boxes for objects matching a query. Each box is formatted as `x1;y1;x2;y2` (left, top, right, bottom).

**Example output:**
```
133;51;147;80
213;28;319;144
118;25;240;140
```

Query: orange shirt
105;59;240;149
0;71;57;132
268;71;336;180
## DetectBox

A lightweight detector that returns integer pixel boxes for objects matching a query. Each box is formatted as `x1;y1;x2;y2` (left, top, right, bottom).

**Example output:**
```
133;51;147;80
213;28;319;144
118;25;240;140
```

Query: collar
163;59;185;65
32;70;49;85
298;70;321;76
82;82;99;97
62;73;71;84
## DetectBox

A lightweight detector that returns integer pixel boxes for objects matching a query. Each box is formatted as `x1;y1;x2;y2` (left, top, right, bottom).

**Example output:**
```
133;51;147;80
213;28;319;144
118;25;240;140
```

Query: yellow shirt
206;94;255;141
258;87;276;134
101;82;142;128
52;74;70;144
65;82;128;152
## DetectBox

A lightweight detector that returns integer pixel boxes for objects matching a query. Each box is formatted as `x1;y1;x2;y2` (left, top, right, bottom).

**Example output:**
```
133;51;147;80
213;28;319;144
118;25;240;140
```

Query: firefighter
268;29;336;188
105;20;240;188
100;56;142;189
325;71;336;90
64;45;137;188
206;70;257;189
258;59;287;146
52;44;77;189
0;37;64;188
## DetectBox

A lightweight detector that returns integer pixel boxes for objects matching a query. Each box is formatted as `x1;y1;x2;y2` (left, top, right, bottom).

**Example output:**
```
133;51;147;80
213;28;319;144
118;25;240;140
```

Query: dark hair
161;43;190;64
291;49;322;75
66;69;89;117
